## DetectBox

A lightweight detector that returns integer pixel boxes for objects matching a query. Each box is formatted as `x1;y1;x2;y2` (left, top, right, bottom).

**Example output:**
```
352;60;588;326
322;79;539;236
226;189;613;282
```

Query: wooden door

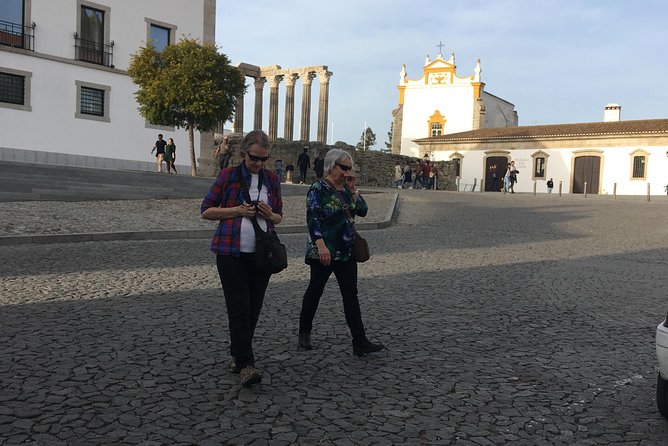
485;156;508;191
572;156;600;194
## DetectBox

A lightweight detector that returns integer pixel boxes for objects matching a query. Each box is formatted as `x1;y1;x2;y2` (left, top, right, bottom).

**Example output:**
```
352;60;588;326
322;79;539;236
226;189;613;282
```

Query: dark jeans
299;259;366;343
299;168;308;183
216;253;271;368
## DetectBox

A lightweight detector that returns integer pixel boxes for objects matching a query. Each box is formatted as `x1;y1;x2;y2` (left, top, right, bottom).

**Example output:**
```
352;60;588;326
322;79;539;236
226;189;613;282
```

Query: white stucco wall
400;85;475;158
0;0;208;171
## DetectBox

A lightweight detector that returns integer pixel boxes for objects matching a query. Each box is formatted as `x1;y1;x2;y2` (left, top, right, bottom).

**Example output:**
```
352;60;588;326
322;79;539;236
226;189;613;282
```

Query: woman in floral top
298;149;384;356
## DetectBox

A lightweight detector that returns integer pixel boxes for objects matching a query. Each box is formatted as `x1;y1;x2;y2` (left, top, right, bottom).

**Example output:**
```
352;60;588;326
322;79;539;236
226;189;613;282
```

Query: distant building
415;104;668;196
391;52;518;157
0;0;215;171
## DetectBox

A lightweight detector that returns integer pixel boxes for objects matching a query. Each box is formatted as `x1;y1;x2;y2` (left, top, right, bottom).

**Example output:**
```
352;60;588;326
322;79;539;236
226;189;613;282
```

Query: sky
215;0;668;148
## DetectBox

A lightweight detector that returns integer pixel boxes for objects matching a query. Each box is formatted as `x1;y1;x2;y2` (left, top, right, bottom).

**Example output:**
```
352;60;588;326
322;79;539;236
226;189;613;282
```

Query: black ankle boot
353;338;384;356
298;332;313;350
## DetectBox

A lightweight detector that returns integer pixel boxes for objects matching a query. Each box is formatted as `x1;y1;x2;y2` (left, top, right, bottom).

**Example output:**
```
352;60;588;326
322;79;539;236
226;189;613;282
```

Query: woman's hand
237;203;257;218
315;239;331;266
255;201;275;223
345;175;358;194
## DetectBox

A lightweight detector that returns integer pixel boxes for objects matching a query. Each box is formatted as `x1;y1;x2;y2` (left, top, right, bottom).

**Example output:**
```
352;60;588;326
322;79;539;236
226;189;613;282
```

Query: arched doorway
572;156;600;194
484;156;508;191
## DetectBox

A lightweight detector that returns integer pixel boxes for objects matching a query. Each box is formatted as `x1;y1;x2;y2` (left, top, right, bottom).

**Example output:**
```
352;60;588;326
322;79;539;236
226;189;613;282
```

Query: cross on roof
437;41;445;55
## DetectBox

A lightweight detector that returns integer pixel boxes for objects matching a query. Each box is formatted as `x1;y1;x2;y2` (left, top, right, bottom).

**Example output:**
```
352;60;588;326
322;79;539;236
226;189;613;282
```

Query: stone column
300;72;316;141
253;77;266;130
233;90;244;133
316;71;332;143
283;73;299;141
268;75;283;141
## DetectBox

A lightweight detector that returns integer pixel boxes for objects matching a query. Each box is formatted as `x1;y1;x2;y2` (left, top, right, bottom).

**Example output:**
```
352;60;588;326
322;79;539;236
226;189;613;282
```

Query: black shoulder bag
237;165;288;274
325;179;371;263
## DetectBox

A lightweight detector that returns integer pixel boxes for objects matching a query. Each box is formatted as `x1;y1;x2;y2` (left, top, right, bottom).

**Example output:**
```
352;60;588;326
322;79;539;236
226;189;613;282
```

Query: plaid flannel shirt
201;163;283;256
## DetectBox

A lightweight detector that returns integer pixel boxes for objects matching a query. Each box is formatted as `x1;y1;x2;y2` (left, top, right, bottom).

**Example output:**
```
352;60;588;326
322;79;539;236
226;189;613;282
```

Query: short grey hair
323;148;353;174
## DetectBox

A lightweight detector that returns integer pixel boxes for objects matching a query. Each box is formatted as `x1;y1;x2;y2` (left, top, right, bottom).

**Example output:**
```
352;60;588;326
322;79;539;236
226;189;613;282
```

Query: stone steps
0;160;213;201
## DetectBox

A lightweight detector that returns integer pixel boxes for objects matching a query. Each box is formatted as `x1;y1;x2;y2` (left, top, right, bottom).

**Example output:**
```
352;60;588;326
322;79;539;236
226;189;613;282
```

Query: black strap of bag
236;164;288;273
236;163;266;234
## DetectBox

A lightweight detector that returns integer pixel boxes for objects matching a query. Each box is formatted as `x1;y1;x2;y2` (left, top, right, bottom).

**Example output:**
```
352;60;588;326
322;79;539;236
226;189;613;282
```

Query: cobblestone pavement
0;192;395;236
2;191;668;445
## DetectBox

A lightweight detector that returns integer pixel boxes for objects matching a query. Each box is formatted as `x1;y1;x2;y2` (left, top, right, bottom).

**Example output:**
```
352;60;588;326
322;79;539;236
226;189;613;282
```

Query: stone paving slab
0;192;397;245
1;191;668;444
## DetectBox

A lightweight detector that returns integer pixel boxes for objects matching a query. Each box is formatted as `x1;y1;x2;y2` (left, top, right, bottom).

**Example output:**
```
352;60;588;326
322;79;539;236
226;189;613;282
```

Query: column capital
269;75;284;88
254;77;267;89
318;70;333;84
285;72;299;87
302;71;317;86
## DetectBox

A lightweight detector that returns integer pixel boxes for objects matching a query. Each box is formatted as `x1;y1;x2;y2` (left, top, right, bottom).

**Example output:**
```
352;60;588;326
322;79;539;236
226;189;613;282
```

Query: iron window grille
80;86;104;116
0;72;25;105
534;157;546;178
74;33;114;67
0;19;35;51
632;156;646;179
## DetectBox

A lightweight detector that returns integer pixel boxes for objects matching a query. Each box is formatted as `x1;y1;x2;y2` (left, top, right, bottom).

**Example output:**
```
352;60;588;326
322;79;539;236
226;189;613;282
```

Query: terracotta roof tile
414;119;668;143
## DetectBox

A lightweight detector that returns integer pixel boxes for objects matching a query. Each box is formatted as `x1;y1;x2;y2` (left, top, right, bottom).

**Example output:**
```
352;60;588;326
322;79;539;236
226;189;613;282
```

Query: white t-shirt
240;173;268;253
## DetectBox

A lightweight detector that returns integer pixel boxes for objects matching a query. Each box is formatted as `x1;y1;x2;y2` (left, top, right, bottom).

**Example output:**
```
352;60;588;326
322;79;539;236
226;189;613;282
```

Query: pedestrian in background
314;155;325;179
547;178;554;194
297;148;311;184
150;133;167;173
298;148;384;356
201;129;283;387
214;135;232;171
394;161;404;188
164;138;177;175
274;157;284;182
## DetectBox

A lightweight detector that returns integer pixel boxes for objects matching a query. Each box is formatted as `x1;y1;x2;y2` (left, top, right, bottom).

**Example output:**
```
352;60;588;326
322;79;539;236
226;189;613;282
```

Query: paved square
1;191;668;445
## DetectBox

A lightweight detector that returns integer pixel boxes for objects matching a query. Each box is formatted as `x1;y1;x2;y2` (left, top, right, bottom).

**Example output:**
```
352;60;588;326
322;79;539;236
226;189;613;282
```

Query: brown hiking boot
239;366;262;387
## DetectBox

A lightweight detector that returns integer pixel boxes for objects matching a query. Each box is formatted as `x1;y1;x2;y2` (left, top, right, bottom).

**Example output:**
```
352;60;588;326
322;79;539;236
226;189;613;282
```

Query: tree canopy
356;127;376;151
128;38;245;175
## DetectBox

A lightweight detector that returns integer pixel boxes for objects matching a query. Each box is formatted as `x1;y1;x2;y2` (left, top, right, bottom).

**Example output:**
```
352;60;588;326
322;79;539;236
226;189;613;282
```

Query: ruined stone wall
210;136;458;190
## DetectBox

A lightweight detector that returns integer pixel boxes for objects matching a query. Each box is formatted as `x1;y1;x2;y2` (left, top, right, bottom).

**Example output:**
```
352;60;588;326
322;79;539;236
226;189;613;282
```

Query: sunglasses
247;153;269;162
336;163;352;171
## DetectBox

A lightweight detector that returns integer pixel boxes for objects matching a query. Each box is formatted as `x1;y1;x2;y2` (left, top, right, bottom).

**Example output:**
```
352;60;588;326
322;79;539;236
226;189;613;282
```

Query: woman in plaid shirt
201;130;283;387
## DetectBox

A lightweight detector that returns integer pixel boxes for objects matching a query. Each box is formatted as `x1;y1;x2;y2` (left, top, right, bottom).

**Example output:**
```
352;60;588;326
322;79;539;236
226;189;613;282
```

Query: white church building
0;0;215;171
391;52;518;157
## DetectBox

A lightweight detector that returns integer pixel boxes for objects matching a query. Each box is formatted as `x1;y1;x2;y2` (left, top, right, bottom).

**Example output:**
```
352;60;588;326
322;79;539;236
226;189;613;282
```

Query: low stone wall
206;135;458;190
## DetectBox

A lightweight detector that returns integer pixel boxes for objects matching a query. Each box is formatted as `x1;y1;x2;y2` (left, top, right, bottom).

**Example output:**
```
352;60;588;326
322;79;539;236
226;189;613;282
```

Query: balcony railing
0;20;35;51
74;33;114;68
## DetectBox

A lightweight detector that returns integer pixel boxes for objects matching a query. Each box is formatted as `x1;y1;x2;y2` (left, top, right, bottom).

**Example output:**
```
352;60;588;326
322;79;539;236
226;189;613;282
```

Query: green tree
128;38;245;176
356;127;376;151
385;122;393;149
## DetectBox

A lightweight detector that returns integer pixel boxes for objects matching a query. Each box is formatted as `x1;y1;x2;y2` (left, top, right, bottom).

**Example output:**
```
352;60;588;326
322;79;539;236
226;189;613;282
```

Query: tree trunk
188;124;198;176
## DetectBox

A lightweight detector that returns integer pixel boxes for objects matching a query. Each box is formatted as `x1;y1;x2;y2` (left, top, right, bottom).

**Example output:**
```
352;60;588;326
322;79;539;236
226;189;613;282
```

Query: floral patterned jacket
305;179;368;262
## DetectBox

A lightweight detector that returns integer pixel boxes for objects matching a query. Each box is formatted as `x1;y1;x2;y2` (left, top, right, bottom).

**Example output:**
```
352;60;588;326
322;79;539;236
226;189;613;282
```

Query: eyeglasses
247;153;269;162
336;163;352;171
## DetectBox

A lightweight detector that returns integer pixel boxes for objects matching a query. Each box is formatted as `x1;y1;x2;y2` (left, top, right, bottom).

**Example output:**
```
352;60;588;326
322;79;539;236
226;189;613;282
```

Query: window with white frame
75;80;110;122
0;67;31;111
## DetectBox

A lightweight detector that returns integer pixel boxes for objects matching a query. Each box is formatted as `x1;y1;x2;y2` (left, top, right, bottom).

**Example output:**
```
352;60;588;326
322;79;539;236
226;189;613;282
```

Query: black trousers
216;253;271;368
299;168;308;183
299;259;366;343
